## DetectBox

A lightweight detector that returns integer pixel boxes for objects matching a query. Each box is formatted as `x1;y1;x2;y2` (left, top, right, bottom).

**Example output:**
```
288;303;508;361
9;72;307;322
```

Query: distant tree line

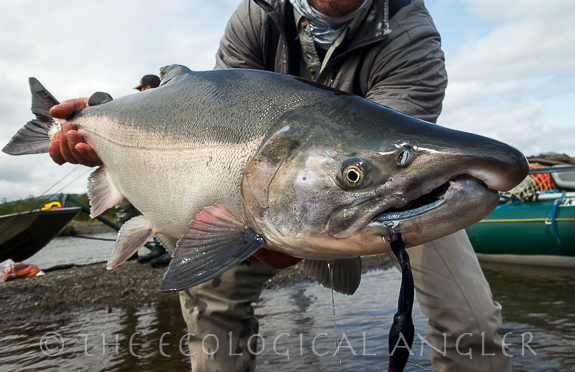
0;194;117;223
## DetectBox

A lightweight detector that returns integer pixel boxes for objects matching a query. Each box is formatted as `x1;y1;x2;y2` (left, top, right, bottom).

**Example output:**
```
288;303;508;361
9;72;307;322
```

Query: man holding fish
47;0;512;371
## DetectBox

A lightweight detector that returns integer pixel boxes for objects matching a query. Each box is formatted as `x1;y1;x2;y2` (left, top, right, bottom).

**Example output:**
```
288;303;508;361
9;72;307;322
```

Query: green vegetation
0;194;117;224
0;196;52;216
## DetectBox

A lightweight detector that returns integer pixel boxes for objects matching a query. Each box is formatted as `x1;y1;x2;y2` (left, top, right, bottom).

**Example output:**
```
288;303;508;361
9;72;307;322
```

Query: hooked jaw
369;141;530;236
348;176;500;253
319;175;497;258
368;176;497;229
372;180;451;225
326;148;527;253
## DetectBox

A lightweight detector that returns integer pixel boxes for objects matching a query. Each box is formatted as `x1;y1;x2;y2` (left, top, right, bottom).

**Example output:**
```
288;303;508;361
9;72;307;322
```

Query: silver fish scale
72;69;329;239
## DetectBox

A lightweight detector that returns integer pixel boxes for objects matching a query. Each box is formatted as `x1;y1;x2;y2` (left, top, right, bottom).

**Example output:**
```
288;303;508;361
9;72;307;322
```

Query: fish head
242;96;528;260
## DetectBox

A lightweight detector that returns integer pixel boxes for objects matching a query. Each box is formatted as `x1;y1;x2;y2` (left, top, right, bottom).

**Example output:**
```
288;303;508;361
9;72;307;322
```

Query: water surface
1;236;573;371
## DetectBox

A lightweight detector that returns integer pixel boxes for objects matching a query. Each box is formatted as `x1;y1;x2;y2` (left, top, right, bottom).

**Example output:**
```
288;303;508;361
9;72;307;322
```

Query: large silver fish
3;65;528;294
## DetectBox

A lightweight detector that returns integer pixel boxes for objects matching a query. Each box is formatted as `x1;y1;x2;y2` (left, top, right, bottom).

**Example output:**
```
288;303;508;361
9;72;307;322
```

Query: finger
61;123;102;166
49;98;89;119
64;130;86;164
76;143;103;167
49;132;66;165
61;122;77;135
59;130;79;164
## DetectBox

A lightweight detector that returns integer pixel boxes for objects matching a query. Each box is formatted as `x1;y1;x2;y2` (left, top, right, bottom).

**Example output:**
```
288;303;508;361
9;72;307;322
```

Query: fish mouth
327;173;498;242
368;175;487;227
317;174;498;259
372;182;450;223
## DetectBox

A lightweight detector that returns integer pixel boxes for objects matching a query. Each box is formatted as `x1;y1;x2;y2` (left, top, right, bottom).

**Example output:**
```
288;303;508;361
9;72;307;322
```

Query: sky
1;0;574;202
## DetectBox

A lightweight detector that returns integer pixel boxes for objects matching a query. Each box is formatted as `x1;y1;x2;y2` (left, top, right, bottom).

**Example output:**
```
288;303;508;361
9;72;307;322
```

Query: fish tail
2;78;60;155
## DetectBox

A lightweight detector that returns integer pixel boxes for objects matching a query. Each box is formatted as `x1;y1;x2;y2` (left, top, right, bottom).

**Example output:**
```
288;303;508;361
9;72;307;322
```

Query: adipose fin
87;92;113;106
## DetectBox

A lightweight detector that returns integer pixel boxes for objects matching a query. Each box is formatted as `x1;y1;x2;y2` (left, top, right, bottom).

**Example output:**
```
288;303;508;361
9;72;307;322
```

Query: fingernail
66;134;76;144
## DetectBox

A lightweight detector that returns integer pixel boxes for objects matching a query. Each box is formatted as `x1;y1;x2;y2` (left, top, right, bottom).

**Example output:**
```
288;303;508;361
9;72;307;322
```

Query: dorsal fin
88;92;113;106
159;65;190;86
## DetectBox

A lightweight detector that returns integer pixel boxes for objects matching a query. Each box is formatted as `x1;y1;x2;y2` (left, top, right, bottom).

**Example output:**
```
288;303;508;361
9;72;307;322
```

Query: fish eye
339;156;370;189
339;157;373;189
344;165;363;186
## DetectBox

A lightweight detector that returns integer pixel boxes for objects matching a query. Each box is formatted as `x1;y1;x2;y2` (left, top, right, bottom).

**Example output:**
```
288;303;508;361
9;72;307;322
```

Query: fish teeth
373;199;445;222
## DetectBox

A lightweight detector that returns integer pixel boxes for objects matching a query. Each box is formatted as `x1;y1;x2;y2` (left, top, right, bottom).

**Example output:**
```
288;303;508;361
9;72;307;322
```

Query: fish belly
77;116;262;239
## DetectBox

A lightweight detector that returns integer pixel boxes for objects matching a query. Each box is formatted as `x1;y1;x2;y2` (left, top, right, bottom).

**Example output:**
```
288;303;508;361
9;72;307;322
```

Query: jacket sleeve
364;1;447;123
215;0;268;70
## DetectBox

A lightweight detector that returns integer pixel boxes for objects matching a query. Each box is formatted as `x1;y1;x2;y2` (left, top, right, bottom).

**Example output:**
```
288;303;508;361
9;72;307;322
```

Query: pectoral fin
158;204;266;292
303;257;362;295
107;216;156;269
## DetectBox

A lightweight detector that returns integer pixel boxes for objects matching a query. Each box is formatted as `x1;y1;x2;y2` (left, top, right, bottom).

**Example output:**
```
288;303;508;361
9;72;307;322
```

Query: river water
1;234;574;372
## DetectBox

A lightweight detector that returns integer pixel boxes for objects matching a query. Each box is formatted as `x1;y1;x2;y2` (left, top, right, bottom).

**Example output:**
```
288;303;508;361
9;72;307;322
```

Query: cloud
437;0;575;156
0;0;236;201
2;0;574;201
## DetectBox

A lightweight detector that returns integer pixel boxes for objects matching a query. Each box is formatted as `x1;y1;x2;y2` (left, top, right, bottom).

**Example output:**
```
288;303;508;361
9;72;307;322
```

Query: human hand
48;98;102;167
248;248;302;269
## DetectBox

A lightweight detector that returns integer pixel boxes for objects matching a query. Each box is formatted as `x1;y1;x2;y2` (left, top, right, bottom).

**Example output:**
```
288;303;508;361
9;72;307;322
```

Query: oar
529;165;575;174
388;232;414;372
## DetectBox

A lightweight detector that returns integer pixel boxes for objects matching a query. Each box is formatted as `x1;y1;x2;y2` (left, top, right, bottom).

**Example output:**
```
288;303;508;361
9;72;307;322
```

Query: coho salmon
3;65;528;294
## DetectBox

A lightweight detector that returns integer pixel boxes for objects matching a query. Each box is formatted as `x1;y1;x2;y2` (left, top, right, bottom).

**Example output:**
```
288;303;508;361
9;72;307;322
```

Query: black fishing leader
388;232;415;372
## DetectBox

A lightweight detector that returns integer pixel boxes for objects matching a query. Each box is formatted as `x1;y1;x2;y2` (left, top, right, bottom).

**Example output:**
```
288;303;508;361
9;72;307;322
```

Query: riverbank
61;220;117;236
0;254;393;325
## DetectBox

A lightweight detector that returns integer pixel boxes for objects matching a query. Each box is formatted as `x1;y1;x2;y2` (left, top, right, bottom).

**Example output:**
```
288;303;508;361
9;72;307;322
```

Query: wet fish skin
242;93;527;259
3;65;528;292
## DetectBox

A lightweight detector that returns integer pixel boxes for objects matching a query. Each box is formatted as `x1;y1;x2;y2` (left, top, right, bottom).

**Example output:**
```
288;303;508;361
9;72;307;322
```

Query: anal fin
304;257;362;295
88;166;124;217
107;216;156;269
158;204;266;292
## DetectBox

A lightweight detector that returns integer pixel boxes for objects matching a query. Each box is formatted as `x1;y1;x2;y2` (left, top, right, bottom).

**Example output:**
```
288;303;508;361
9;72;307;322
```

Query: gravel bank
0;254;393;324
